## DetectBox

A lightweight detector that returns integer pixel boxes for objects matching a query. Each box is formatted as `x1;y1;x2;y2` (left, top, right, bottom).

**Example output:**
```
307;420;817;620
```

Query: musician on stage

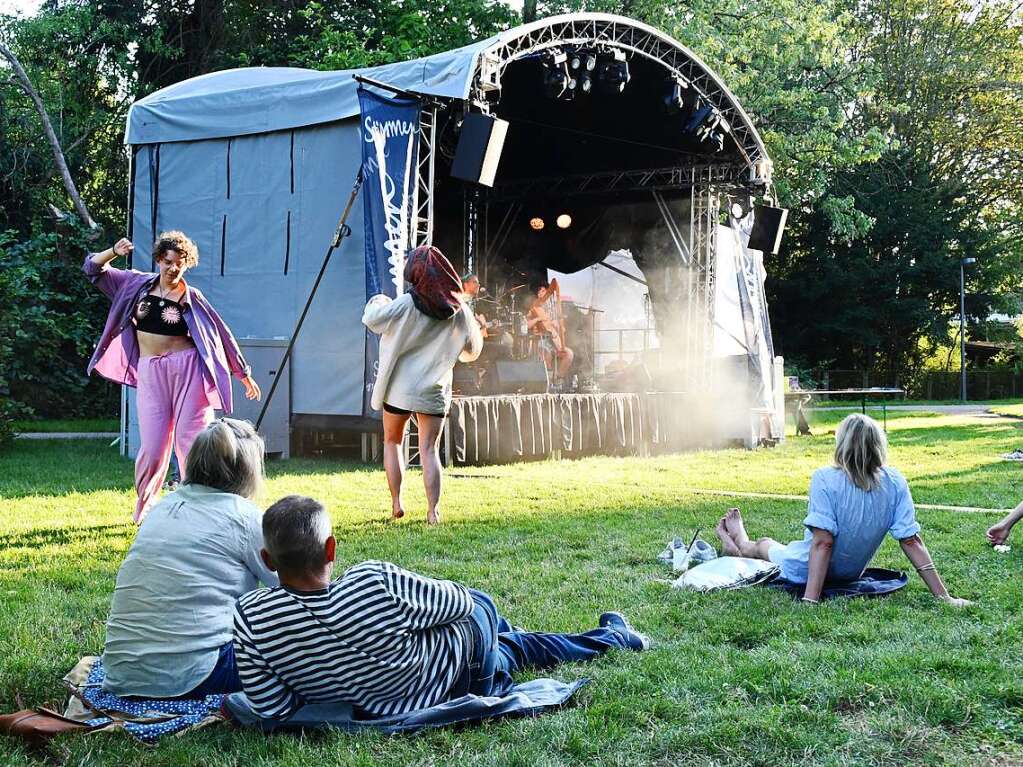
526;276;574;383
461;272;488;337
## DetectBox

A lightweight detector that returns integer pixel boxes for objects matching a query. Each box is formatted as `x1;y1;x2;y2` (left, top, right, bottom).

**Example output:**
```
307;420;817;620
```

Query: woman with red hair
362;246;483;524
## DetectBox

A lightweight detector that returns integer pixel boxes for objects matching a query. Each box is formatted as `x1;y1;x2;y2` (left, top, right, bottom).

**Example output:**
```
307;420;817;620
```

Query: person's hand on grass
940;595;972;608
986;521;1012;546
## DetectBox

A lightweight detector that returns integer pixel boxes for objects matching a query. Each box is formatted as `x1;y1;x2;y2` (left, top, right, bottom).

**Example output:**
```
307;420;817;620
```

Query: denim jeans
187;641;242;697
464;588;629;696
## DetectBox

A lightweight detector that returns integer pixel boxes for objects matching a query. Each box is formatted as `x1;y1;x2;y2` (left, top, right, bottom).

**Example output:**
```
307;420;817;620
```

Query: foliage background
0;0;1021;422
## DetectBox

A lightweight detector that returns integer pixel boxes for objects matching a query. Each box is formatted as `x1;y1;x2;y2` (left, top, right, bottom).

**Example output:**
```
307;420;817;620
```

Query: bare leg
724;507;750;545
382;410;411;519
715;516;742;557
417;413;445;525
719;508;779;561
556;347;574;379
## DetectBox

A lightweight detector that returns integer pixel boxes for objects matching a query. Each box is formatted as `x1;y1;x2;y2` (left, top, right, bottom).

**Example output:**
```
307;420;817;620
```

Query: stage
442;390;724;465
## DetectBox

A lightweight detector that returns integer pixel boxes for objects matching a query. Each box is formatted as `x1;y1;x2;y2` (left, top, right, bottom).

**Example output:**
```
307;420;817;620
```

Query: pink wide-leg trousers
134;348;214;523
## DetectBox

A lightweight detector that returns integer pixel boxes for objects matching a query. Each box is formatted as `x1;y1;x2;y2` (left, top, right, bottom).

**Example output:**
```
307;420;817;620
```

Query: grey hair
262;495;333;574
833;413;887;491
183;418;264;500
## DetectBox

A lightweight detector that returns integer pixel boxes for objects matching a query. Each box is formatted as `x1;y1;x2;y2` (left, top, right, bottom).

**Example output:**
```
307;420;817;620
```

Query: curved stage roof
126;13;769;178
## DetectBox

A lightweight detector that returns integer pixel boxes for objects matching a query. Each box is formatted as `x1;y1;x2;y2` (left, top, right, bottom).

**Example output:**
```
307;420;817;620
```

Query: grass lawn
11;419;119;433
1;409;1022;765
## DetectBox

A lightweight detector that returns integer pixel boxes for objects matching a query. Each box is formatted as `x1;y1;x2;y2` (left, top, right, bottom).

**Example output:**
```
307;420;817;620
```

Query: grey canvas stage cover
122;13;778;439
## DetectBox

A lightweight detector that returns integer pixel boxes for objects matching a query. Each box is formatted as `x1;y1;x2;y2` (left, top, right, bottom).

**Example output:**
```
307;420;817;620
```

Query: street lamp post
960;257;976;403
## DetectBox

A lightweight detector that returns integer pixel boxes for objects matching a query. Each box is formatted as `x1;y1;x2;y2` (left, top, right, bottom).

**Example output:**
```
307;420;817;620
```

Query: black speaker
492;359;549;394
748;205;788;255
451;113;508;187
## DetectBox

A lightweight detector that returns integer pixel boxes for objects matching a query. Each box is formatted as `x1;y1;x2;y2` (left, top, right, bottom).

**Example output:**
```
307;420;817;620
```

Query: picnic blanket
61;657;225;744
767;567;909;600
59;657;587;742
224;678;589;734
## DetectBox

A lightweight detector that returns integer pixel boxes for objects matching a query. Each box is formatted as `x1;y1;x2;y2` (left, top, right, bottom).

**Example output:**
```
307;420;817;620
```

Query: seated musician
526;276;574;382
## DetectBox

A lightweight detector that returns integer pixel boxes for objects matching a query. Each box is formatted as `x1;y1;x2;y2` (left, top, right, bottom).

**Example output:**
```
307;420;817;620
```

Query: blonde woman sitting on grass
715;413;970;606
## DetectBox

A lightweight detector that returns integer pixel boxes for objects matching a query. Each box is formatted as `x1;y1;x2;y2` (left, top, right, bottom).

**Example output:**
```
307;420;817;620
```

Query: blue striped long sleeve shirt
232;560;474;719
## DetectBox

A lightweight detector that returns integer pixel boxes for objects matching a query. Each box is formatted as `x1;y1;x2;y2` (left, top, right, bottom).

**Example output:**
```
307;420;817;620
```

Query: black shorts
383;402;446;418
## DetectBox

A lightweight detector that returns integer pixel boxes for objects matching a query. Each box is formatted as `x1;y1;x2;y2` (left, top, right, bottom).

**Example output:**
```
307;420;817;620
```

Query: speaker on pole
451;113;508;187
748;204;788;255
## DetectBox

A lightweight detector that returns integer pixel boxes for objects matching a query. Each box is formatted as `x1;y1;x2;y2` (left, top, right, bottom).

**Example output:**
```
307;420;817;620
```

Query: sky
0;0;43;16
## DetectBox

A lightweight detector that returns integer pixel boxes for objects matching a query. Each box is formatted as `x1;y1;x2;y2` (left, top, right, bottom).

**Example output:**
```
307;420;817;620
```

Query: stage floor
445;390;713;465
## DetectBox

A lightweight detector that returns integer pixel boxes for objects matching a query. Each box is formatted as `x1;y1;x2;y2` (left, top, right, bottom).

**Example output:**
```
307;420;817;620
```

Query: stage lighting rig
530;217;546;231
664;76;700;117
556;214;573;229
597;49;630;94
542;50;570;99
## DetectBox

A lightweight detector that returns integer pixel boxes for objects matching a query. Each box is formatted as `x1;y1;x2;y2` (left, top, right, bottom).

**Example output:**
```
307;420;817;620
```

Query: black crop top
135;294;189;336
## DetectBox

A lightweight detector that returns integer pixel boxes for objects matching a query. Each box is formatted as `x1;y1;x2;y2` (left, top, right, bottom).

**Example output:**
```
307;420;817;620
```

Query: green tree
772;0;1023;381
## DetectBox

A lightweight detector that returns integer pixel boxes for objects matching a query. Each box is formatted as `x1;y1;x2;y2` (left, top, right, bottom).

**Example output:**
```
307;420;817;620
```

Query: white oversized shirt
102;484;278;696
362;293;483;414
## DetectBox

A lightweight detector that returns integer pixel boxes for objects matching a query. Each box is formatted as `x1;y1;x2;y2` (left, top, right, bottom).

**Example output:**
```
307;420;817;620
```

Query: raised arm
459;305;484;363
82;238;136;299
801;527;834;604
898;534;970;607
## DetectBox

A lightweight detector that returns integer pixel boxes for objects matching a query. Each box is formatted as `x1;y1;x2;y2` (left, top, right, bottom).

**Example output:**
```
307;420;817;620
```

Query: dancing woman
362;246;483;524
84;232;261;523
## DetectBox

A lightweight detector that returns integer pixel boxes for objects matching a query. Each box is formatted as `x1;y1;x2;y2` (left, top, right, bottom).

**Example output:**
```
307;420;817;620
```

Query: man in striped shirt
229;495;649;725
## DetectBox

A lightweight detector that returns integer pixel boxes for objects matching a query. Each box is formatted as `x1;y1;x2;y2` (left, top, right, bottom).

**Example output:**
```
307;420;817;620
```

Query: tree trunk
522;0;537;23
0;41;99;232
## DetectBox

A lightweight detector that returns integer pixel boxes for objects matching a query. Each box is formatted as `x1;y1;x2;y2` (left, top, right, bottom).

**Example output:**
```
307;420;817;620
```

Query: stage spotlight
664;78;688;114
570;54;582;71
530;217;545;231
597;49;630;94
556;213;572;229
542;50;570;99
684;103;713;134
585;54;597;71
579;73;593;94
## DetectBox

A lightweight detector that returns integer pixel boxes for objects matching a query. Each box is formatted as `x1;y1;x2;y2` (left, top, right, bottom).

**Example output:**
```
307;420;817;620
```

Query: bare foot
987;520;1012;546
390;508;405;521
715;517;742;557
427;510;441;526
724;507;750;545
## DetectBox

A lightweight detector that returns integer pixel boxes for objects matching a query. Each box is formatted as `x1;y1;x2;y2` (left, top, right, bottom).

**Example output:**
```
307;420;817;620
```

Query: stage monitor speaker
749;205;789;255
492;359;548;395
451;114;508;187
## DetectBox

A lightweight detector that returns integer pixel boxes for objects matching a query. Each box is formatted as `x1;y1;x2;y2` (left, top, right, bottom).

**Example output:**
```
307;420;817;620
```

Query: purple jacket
83;253;251;413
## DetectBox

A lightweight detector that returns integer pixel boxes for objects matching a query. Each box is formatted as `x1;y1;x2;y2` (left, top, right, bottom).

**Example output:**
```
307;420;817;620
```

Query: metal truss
471;14;771;184
690;171;720;387
487;162;746;202
413;106;437;247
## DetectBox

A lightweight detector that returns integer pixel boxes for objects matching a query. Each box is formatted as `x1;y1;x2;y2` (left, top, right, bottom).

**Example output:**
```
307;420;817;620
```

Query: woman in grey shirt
102;418;279;697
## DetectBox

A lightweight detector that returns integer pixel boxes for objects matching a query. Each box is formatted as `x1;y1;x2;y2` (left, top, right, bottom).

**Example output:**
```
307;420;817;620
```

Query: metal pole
255;169;363;430
960;261;966;403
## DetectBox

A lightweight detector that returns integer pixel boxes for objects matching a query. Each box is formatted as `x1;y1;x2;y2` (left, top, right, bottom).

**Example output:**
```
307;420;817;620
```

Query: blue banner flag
357;87;421;417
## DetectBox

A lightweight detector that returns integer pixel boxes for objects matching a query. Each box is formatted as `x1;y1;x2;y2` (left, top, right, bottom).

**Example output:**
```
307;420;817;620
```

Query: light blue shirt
102;483;278;697
777;466;921;584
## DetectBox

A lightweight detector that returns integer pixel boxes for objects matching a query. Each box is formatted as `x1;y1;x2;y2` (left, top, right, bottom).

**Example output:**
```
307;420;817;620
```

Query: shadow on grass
0;523;129;551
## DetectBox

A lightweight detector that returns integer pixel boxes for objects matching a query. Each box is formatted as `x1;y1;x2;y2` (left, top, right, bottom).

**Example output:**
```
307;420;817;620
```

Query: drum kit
455;283;597;396
474;284;534;363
